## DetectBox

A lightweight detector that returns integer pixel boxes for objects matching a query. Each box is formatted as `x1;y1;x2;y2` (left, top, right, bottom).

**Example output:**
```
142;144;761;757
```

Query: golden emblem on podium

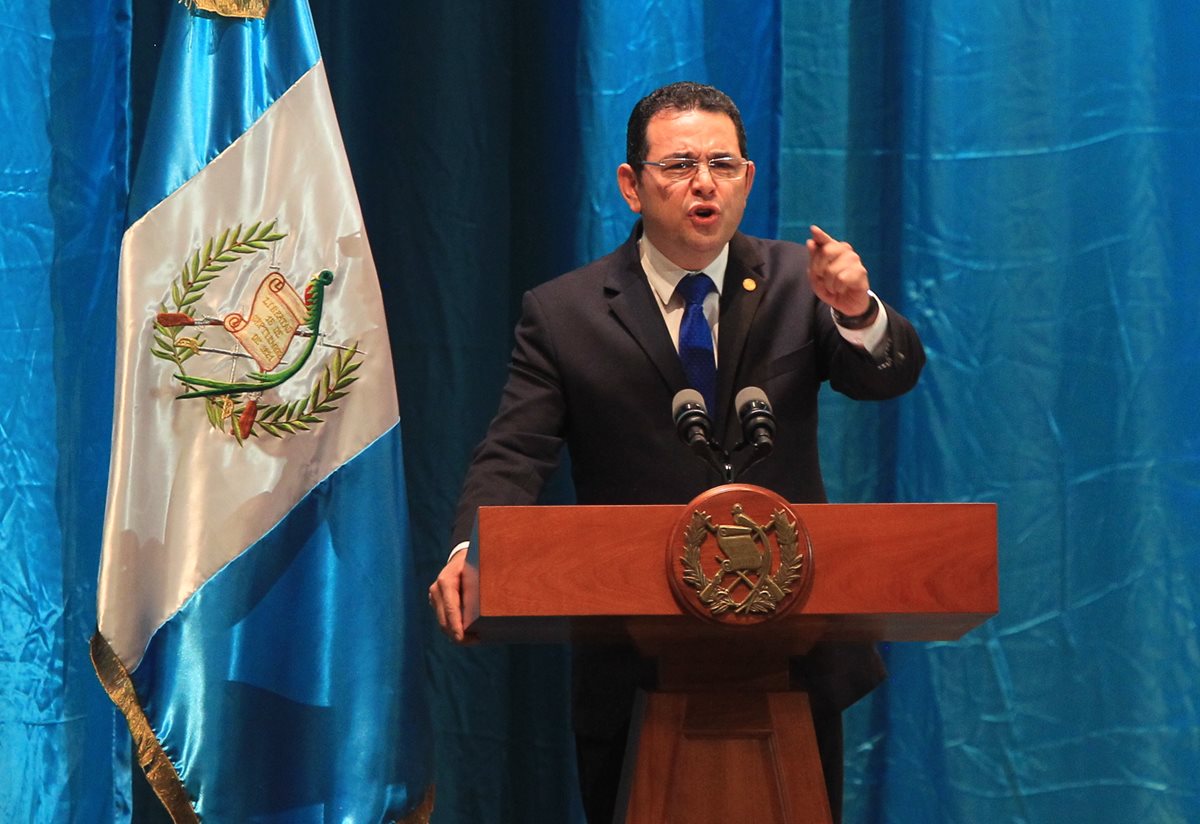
668;484;813;624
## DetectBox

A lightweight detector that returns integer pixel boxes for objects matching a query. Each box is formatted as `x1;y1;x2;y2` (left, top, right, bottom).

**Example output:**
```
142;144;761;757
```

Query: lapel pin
743;278;756;292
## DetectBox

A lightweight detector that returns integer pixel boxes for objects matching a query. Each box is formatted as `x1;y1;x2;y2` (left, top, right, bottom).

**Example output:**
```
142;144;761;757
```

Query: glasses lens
659;158;698;180
708;158;744;179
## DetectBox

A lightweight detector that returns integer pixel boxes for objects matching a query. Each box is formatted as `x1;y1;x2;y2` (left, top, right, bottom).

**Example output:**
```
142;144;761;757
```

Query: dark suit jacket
452;225;925;732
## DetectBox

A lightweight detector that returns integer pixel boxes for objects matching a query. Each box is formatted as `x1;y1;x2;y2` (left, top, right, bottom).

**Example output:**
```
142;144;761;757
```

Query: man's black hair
625;81;748;170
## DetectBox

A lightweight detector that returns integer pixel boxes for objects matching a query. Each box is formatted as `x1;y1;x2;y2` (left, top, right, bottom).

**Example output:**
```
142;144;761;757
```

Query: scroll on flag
91;1;432;821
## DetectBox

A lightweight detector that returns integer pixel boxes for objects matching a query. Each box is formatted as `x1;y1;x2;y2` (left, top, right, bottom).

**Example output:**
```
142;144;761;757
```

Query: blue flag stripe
128;0;320;222
126;426;429;821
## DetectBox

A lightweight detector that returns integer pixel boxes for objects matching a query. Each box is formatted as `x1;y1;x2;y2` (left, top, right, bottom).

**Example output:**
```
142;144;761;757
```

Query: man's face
617;108;755;271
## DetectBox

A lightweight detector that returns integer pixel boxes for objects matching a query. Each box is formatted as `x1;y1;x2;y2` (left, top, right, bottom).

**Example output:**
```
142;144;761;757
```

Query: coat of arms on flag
151;221;362;443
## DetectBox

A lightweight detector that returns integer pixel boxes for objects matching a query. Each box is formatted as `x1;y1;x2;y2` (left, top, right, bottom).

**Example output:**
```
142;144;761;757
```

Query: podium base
617;687;832;824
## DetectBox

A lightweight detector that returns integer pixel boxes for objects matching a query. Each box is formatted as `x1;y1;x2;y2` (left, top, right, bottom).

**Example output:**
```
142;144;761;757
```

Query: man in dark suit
429;81;925;822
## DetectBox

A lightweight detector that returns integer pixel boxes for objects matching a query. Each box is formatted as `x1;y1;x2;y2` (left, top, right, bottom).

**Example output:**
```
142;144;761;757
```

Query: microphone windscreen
672;388;707;419
735;385;770;414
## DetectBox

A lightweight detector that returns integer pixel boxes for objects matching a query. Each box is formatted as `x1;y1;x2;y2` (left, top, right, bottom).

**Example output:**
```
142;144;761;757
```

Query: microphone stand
731;440;772;479
694;438;769;483
688;437;734;482
674;387;775;483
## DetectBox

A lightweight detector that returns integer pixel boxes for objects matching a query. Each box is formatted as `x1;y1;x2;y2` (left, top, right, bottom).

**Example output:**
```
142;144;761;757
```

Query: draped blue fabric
781;4;1200;821
574;0;781;261
3;1;1198;821
0;2;131;821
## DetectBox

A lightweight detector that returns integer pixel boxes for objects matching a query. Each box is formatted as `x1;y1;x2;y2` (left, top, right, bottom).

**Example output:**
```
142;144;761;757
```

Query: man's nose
691;163;717;191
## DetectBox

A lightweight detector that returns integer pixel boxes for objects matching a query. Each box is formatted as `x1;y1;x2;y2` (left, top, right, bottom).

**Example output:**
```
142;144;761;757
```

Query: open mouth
689;205;719;221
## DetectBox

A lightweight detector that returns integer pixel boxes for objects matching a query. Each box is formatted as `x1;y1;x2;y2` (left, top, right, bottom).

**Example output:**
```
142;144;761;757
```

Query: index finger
809;225;836;245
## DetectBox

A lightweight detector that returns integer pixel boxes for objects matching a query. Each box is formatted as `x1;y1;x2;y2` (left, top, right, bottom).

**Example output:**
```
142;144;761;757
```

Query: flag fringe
91;630;435;823
90;631;200;824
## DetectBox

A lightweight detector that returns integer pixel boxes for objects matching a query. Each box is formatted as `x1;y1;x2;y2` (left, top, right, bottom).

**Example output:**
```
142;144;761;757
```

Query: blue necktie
677;272;717;415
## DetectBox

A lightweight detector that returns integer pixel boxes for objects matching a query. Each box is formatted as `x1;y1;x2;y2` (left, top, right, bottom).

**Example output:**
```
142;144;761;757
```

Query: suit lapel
603;228;769;422
715;232;766;426
605;231;689;393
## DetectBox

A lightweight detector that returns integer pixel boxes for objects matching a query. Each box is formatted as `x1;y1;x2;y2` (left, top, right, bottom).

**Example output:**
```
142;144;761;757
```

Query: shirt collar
639;234;730;308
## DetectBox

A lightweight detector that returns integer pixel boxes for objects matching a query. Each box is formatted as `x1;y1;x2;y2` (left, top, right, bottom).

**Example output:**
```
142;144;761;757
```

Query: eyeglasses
638;156;751;181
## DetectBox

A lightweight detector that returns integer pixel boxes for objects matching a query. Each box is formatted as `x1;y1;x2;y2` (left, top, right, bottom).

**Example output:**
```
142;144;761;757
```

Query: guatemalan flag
91;1;432;821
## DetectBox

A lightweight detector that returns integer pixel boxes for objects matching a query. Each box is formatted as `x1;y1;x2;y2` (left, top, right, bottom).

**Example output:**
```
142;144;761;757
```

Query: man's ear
616;163;642;213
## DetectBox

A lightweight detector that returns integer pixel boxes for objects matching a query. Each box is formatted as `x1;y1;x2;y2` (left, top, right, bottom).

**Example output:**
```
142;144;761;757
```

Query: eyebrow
659;151;737;159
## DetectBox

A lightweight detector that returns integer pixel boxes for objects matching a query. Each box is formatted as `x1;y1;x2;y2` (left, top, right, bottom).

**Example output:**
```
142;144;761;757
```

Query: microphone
673;388;734;481
672;389;713;450
735;386;775;454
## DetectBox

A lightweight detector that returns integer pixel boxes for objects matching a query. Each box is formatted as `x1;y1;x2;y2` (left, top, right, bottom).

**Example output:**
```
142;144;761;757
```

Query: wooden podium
464;495;997;824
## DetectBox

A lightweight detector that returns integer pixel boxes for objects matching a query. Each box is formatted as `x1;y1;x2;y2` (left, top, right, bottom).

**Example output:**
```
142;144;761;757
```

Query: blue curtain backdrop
1;1;1196;821
0;1;130;821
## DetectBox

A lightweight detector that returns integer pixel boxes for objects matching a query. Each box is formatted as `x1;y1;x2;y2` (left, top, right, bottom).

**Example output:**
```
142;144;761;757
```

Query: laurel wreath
680;511;737;614
244;343;362;439
150;221;287;372
149;221;292;441
771;510;804;591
